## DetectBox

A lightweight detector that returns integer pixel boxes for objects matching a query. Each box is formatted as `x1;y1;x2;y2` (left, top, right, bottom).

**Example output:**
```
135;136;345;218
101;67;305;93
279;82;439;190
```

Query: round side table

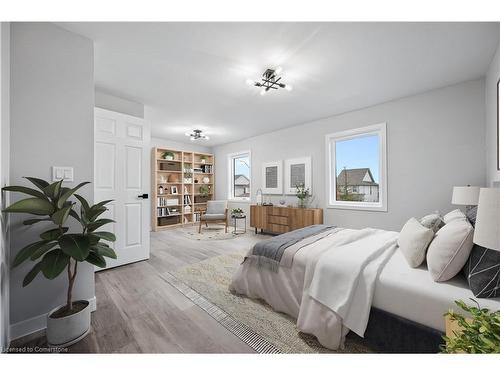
231;214;247;234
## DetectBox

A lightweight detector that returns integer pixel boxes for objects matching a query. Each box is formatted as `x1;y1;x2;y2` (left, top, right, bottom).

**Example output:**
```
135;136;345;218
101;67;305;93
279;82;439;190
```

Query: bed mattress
373;250;500;332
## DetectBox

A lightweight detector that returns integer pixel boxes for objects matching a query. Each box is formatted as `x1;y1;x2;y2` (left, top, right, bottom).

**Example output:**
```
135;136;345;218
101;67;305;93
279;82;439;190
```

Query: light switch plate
52;166;74;182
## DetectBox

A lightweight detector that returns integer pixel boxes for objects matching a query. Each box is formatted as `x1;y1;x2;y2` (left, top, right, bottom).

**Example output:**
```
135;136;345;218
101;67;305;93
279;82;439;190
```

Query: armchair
198;200;228;233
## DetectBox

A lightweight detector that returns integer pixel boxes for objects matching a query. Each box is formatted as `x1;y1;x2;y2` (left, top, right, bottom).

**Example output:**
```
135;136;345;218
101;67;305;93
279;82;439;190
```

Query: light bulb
274;66;283;75
245;79;255;86
285;84;293;91
260;89;267;96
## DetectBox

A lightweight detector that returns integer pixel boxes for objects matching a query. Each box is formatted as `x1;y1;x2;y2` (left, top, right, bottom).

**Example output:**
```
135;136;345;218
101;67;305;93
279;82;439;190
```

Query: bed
230;226;500;352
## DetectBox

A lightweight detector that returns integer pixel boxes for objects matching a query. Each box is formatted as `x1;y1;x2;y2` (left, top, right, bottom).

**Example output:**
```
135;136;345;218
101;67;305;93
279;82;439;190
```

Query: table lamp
473;188;500;252
452;186;480;213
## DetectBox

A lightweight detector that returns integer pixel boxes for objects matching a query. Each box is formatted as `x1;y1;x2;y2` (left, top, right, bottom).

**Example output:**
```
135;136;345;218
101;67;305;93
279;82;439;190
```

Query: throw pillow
398;217;435;268
419;213;444;233
464;245;500;298
427;219;474;282
443;209;466;224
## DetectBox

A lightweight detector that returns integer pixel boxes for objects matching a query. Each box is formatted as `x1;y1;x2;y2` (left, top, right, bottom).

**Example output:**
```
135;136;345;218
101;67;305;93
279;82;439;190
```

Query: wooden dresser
250;205;323;234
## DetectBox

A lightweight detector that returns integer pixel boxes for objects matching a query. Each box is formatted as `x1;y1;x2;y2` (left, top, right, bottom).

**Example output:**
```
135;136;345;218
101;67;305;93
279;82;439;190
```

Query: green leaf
86;252;106;268
51;205;73;225
41;250;69;279
30;242;57;260
42;180;63;200
3;197;54;216
59;234;90;261
91;231;116;242
40;227;67;241
23;262;43;287
92;243;117;259
88;206;107;222
23;218;51;225
12;240;49;267
1;185;48;200
69;208;81;223
56;181;90;209
87;218;115;232
74;194;90;214
92;199;113;208
24;177;49;190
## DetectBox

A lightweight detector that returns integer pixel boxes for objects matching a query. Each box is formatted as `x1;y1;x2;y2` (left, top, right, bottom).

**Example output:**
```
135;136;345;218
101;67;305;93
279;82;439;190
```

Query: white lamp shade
473;188;500;251
451;186;480;206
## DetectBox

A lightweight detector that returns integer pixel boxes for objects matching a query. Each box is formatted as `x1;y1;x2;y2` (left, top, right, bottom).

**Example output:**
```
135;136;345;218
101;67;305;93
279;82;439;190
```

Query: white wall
485;41;500;186
0;22;10;351
214;80;486;231
95;90;145;119
9;23;95;339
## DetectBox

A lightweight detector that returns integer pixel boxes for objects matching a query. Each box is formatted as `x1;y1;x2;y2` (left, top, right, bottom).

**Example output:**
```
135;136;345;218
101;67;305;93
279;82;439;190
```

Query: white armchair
198;200;228;233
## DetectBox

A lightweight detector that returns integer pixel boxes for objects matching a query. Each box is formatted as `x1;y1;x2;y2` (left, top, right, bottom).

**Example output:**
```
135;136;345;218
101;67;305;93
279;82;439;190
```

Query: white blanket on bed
302;228;398;337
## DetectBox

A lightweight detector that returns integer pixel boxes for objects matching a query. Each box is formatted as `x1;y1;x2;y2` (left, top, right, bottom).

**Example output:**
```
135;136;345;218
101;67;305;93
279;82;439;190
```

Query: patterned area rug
180;224;237;241
170;253;372;353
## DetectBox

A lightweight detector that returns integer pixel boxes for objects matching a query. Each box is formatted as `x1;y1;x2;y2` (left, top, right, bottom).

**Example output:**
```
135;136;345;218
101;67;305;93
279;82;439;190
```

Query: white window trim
325;123;387;212
227;150;251;202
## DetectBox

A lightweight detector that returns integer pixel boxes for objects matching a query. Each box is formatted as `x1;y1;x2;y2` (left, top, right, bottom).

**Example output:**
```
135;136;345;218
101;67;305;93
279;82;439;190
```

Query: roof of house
336;168;378;186
234;174;250;186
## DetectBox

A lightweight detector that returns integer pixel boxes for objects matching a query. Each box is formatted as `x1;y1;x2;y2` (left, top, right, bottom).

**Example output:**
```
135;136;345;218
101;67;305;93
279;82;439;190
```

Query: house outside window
325;123;387;211
228;151;251;200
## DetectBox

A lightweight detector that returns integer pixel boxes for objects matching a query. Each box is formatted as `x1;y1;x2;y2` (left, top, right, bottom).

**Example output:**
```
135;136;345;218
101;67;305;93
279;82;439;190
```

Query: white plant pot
46;300;91;347
201;159;206;164
165;155;174;160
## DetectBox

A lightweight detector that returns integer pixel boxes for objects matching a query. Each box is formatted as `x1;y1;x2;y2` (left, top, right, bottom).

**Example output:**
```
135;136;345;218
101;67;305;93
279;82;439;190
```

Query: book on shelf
157;207;171;217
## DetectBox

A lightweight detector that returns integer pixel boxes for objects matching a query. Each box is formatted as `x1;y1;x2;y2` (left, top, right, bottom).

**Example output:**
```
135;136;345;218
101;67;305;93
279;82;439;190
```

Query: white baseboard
9;296;97;342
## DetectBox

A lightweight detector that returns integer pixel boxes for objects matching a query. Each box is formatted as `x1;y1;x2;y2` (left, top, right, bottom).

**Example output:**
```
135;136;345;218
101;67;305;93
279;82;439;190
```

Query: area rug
167;253;373;353
179;224;237;241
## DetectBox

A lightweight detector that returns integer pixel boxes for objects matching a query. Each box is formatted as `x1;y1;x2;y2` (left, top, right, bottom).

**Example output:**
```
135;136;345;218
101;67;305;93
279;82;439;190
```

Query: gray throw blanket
244;224;335;272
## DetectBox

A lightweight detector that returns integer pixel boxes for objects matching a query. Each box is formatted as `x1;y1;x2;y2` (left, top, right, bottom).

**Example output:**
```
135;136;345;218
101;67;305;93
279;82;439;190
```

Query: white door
94;107;151;269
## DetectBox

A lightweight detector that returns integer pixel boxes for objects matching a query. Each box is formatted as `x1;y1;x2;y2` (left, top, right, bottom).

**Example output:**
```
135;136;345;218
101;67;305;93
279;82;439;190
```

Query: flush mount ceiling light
185;129;209;141
246;67;293;96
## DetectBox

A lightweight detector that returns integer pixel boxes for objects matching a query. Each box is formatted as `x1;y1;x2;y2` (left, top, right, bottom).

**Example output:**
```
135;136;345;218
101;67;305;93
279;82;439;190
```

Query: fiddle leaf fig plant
2;177;117;316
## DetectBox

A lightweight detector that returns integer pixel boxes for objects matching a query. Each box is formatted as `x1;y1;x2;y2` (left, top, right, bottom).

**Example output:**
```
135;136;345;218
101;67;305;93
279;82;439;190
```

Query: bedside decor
465;188;500;298
441;300;500;353
261;160;283;194
452;185;480;214
284;156;312;195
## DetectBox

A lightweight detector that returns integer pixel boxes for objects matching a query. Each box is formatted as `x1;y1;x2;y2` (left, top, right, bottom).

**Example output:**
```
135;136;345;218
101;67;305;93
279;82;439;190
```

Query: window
228;151;251;200
326;123;387;211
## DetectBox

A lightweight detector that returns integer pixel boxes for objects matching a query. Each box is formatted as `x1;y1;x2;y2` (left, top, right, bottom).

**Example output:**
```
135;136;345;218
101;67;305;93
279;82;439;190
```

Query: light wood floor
12;226;271;353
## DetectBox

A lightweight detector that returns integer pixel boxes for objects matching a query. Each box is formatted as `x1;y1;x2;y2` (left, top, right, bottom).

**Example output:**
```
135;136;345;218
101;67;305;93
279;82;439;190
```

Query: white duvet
230;228;398;350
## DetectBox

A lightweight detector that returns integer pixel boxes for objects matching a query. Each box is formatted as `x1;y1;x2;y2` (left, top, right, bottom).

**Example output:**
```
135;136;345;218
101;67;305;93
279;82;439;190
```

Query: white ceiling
58;22;500;146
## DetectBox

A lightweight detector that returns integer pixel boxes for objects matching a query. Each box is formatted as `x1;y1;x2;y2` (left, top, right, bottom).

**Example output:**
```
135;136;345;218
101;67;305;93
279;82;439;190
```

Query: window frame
325;123;387;212
227;150;251;202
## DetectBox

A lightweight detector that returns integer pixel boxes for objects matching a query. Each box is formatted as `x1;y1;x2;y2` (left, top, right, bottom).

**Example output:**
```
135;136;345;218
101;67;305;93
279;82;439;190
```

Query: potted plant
2;177;117;347
295;183;310;208
231;208;244;218
200;155;208;164
162;151;175;161
441;300;500;353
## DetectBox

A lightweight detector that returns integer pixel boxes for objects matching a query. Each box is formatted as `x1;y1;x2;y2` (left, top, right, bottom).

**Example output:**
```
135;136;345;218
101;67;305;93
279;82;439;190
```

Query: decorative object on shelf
296;183;311;208
231;207;244;217
262;160;283;194
194;178;199;183
200;155;208;163
202;176;210;184
246;67;293;96
452;185;480;214
279;195;286;207
158;185;164;195
162;151;175;160
159;175;167;184
441;300;500;353
167;174;179;183
255;188;263;206
2;177;117;347
199;184;210;196
185;129;209;141
284;156;312;195
170;186;178;195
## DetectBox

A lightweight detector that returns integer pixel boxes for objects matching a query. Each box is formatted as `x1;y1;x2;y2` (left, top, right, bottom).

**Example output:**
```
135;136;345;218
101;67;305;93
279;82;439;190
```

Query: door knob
138;193;149;199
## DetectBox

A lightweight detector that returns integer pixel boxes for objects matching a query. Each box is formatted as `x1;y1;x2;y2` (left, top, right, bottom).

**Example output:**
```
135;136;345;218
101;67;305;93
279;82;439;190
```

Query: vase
46;300;91;347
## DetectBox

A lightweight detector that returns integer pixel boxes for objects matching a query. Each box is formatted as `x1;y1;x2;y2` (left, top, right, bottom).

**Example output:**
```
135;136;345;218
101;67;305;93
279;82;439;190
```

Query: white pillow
426;219;474;282
398;217;435;268
443;209;466;224
419;212;443;233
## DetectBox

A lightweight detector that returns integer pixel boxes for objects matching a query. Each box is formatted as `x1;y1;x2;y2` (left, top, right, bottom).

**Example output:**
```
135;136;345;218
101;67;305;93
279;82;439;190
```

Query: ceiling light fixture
246;67;293;95
185;129;209;141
